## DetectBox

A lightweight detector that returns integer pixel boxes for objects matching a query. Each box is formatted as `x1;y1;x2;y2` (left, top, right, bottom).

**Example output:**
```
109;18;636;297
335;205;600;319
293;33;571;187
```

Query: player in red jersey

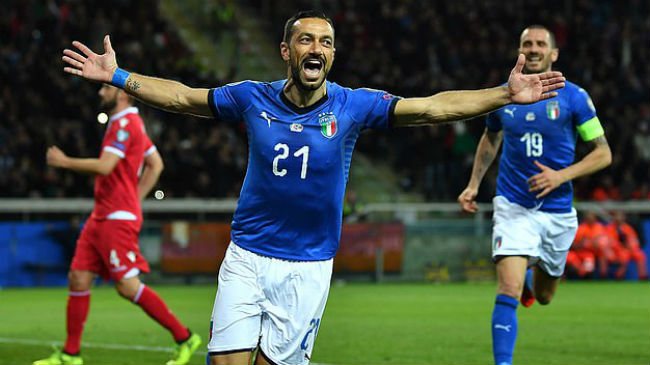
34;85;201;365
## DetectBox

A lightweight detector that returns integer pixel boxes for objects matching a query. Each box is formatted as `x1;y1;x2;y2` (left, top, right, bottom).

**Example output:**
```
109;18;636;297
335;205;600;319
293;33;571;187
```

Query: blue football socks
492;294;519;365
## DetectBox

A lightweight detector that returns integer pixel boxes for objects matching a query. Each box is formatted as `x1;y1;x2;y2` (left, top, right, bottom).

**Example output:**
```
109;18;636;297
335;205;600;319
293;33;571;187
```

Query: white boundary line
0;337;332;364
0;337;206;355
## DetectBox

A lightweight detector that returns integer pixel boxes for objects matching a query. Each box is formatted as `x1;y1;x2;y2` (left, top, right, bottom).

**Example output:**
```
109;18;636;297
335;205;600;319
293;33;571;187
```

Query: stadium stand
1;0;648;203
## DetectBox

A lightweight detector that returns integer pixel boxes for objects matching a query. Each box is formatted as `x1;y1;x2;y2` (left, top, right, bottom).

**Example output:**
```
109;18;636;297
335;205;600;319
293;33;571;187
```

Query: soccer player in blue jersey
62;11;566;365
457;25;612;365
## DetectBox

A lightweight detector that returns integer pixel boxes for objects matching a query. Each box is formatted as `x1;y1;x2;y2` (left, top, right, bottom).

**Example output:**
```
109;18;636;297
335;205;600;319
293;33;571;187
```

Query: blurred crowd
1;0;246;198
1;0;649;203
567;211;647;280
257;0;650;202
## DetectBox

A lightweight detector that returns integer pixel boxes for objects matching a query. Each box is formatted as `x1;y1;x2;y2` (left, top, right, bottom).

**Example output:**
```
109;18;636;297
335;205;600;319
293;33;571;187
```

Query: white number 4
273;143;309;179
110;249;120;268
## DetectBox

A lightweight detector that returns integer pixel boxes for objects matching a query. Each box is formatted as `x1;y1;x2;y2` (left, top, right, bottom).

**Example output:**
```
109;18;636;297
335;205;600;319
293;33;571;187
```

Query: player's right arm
47;146;120;176
63;35;212;117
457;128;503;213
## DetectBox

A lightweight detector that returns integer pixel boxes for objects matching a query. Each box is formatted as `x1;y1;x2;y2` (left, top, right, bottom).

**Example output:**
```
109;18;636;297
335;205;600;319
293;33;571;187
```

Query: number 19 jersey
486;81;604;213
209;80;398;260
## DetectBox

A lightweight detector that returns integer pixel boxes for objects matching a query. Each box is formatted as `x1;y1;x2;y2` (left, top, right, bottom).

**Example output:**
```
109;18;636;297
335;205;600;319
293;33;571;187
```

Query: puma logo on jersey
494;324;512;332
504;107;516;118
260;111;277;128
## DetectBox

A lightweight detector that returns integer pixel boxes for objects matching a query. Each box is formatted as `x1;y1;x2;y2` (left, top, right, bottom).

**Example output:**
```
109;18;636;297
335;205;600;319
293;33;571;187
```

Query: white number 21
273;143;310;179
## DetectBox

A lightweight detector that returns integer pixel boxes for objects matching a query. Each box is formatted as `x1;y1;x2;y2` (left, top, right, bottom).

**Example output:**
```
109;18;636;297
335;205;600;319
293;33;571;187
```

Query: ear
280;41;290;62
551;48;559;63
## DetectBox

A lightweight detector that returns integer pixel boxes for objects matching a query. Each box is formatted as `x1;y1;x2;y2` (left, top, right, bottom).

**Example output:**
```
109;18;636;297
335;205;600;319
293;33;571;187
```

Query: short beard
523;58;552;74
290;61;327;91
99;97;117;113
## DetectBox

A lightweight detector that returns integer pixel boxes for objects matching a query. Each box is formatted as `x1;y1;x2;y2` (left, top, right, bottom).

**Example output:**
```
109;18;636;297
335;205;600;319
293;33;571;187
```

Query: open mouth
526;55;542;63
302;58;324;80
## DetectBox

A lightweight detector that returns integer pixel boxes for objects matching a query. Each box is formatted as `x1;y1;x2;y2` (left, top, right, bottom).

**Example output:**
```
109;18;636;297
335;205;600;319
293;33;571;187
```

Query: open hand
527;160;565;198
62;35;118;83
458;186;479;213
508;54;565;104
46;146;69;168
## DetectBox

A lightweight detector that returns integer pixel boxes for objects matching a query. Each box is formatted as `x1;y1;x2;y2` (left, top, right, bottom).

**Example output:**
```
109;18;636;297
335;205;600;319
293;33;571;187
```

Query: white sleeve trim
144;145;157;157
103;146;125;159
107;210;138;220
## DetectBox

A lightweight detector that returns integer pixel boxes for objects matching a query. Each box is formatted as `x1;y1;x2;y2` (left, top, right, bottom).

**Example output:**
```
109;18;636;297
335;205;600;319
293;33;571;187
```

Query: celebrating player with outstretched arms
457;25;611;365
62;11;565;365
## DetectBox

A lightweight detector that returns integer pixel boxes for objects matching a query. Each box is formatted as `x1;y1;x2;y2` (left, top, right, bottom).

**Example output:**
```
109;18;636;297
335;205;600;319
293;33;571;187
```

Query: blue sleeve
486;111;502;132
349;88;400;130
571;87;598;127
208;81;255;122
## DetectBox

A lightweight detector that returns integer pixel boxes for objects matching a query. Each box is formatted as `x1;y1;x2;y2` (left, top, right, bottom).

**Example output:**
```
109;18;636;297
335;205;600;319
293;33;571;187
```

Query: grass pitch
0;282;647;364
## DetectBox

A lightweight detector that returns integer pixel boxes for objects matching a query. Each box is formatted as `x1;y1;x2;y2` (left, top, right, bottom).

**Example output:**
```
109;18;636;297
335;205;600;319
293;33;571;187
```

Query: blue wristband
110;68;130;88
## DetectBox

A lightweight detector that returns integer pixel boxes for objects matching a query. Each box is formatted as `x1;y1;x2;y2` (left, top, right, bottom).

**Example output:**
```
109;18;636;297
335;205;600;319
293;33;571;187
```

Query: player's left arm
138;149;164;200
46;146;120;176
528;135;612;198
392;54;565;127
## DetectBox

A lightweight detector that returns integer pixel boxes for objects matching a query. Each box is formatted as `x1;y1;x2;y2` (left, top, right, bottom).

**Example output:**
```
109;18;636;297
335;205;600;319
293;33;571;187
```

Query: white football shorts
492;195;578;277
208;242;333;365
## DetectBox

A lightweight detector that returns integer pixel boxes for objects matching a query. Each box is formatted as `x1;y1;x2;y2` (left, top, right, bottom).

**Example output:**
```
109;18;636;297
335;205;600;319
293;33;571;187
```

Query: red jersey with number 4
91;107;156;222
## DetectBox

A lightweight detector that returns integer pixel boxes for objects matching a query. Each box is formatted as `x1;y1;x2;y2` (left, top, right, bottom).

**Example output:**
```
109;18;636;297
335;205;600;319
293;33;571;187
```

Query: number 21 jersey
209;80;398;260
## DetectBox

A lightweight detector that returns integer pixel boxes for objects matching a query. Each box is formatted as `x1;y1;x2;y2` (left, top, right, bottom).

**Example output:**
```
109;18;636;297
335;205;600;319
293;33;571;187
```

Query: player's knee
115;283;136;300
497;281;523;299
535;291;554;305
68;270;92;291
115;278;140;300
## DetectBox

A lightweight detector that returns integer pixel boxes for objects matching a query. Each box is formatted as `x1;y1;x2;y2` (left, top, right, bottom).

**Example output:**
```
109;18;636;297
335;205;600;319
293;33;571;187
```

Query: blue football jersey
486;81;601;212
208;80;398;260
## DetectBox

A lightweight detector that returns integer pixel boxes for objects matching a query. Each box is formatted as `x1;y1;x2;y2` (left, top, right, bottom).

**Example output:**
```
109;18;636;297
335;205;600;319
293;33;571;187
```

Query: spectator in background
606;211;648;280
2;0;650;200
572;211;622;279
343;189;365;222
566;230;596;279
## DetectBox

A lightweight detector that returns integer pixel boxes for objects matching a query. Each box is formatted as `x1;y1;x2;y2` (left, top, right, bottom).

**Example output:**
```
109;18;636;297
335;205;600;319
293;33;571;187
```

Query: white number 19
520;132;543;157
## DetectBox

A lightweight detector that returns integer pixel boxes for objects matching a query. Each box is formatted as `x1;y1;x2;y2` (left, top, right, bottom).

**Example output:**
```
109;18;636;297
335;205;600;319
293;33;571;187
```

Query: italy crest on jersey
546;101;560;120
318;112;338;138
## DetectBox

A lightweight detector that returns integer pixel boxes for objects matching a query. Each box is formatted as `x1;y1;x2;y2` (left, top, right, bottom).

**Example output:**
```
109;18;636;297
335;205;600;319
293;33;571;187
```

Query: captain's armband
576;117;604;141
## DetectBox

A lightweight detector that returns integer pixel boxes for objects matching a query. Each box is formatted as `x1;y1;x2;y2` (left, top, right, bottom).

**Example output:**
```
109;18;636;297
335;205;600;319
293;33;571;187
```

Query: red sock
64;290;91;355
133;284;190;342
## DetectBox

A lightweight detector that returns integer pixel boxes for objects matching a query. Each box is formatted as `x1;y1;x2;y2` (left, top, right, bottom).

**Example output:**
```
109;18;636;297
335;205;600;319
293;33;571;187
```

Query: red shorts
70;218;150;281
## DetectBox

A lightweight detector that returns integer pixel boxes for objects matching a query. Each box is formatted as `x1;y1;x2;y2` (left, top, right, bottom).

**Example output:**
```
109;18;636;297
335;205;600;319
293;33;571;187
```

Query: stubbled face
282;18;335;91
518;28;558;73
98;84;119;112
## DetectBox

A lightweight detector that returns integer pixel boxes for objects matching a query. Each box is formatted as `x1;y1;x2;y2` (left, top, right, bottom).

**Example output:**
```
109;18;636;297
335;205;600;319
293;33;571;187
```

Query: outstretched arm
393;54;565;127
47;146;120;176
527;136;612;198
138;150;164;200
63;35;212;117
457;129;503;213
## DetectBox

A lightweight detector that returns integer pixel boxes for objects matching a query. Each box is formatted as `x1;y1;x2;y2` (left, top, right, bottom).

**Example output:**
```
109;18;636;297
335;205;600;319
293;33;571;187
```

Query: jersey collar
280;81;329;114
109;106;139;122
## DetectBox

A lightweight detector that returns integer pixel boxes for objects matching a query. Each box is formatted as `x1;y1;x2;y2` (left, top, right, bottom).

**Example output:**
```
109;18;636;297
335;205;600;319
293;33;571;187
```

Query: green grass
0;282;647;364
